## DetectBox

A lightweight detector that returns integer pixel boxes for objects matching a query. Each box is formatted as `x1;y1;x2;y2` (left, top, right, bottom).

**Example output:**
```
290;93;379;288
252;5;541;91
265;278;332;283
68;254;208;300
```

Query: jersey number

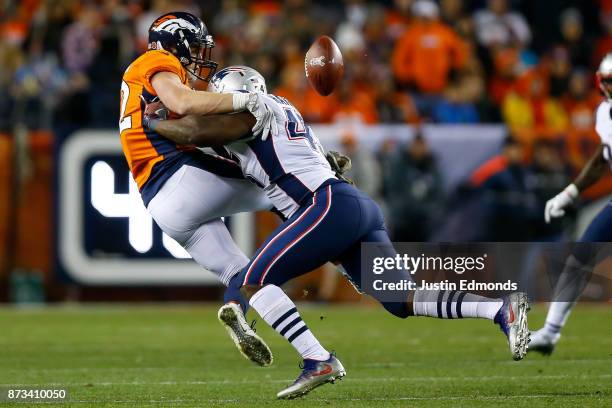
284;107;316;150
119;80;132;134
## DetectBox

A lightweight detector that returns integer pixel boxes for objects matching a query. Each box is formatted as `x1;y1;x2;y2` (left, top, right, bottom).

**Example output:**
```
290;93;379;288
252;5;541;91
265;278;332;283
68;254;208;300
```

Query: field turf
0;303;610;407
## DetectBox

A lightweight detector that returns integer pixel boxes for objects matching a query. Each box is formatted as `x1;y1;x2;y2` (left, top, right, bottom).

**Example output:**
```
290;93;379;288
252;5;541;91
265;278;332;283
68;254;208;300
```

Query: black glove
326;151;354;184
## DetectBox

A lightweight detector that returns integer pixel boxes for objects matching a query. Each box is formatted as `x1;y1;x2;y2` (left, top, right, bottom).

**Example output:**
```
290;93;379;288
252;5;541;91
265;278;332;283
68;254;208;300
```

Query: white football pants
147;164;271;285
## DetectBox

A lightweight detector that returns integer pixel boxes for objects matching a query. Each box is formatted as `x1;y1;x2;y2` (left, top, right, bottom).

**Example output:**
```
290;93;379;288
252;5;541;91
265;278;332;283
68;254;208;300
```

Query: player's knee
241;284;264;300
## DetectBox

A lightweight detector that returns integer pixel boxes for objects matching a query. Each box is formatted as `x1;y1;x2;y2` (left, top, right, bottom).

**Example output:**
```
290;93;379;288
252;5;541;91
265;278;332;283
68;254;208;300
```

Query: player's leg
237;183;364;398
147;165;272;366
335;194;530;360
530;202;612;354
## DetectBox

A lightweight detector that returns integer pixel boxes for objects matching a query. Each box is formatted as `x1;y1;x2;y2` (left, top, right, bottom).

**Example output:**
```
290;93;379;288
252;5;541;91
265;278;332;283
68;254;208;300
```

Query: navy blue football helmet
148;12;218;82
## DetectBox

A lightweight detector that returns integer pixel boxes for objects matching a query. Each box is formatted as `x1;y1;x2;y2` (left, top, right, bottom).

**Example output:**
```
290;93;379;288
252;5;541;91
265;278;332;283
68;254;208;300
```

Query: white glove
233;92;278;141
545;184;579;224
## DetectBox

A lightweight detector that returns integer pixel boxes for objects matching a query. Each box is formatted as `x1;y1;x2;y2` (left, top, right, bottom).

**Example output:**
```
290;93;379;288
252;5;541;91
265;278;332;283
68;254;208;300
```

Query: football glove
141;96;168;130
326;151;354;184
233;92;279;141
544;184;579;224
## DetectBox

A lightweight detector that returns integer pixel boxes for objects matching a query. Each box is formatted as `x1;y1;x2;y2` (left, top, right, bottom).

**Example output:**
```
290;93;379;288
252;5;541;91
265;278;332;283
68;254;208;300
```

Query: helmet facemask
148;12;219;84
597;73;612;100
178;32;217;83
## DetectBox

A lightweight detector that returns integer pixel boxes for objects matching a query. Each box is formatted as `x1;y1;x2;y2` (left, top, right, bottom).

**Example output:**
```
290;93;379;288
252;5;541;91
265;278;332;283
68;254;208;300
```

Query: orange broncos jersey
119;49;244;206
119;49;196;189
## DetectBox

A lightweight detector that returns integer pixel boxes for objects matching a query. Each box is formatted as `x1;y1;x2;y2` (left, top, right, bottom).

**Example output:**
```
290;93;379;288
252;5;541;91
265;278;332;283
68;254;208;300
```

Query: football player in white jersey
144;66;531;399
529;54;612;354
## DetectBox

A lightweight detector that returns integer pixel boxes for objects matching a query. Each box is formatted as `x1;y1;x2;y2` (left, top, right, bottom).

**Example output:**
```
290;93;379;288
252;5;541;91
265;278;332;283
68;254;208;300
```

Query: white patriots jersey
225;94;337;218
595;100;612;165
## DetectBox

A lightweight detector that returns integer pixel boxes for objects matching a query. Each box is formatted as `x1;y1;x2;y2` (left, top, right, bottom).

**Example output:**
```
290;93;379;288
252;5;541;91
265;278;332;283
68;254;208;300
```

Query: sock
543;255;590;334
223;273;249;313
249;285;330;361
544;302;573;334
413;290;503;320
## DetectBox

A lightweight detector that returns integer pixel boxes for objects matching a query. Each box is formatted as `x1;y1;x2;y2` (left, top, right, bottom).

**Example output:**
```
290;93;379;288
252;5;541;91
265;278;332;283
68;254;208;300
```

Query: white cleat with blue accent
493;292;530;360
277;354;346;399
528;328;560;355
218;302;273;367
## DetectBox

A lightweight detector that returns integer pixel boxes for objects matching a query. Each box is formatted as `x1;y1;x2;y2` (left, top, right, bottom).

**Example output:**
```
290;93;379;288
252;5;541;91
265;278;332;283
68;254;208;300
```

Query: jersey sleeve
138;50;187;94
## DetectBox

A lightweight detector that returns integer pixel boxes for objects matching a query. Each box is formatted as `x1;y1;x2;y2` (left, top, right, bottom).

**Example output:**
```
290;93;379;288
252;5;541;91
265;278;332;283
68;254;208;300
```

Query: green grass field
0;303;610;407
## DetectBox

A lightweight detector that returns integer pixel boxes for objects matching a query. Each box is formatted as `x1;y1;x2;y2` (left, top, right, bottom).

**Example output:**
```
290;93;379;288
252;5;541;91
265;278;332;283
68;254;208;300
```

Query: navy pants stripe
237;181;410;318
242;185;333;285
579;201;612;242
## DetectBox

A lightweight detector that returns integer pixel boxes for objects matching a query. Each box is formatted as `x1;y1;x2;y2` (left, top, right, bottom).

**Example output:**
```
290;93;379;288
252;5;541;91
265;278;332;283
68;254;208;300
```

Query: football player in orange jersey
118;12;279;367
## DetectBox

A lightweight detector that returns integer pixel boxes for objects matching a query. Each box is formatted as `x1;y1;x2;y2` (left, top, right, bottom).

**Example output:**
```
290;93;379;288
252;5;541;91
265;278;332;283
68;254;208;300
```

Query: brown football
305;35;344;96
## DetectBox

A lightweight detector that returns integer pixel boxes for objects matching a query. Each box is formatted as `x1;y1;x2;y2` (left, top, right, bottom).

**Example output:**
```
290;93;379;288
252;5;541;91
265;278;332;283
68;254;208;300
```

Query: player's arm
151;72;233;115
545;144;608;223
151;72;276;139
145;101;255;147
574;144;608;191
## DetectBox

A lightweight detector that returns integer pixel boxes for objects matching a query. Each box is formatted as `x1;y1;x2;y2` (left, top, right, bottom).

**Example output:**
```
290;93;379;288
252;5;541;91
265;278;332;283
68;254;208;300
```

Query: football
305;35;344;96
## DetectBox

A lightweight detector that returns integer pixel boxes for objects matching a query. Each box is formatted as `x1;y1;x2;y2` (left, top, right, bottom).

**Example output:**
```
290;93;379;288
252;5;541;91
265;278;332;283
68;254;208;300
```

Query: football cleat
528;328;560;355
277;354;346;399
217;302;273;367
493;292;530;361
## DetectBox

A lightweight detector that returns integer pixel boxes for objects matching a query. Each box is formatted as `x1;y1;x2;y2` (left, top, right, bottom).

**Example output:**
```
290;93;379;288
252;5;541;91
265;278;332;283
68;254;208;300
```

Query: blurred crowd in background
1;0;611;244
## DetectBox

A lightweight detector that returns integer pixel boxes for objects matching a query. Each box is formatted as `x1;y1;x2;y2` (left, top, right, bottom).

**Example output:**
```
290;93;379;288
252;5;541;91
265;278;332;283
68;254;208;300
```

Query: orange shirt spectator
333;84;379;124
392;1;467;94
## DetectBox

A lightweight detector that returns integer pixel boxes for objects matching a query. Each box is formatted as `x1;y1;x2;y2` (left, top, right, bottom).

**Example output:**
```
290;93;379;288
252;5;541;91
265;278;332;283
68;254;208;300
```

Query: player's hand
326;151;354;184
326;151;352;174
245;93;278;141
141;96;168;130
544;184;579;224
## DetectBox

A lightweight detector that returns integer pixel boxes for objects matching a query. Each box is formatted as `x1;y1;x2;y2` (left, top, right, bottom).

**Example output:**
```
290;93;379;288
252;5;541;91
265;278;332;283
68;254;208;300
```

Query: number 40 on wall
90;161;190;258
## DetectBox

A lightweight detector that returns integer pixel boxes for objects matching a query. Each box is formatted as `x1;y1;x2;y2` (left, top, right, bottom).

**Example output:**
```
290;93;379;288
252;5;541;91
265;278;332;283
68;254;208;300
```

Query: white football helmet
207;66;267;95
596;53;612;99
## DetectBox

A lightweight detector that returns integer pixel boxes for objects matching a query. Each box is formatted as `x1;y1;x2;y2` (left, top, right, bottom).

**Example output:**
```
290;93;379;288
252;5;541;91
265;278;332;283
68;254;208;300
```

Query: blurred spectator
544;46;572;98
333;81;378;124
562;69;602;169
469;137;535;241
488;47;520;106
502;69;568;140
0;41;23;129
382;132;445;241
340;132;382;199
432;78;480;123
61;6;100;74
213;0;247;39
391;0;467;105
527;139;573;240
474;0;531;49
385;0;413;41
375;78;420;123
593;9;612;67
559;8;591;68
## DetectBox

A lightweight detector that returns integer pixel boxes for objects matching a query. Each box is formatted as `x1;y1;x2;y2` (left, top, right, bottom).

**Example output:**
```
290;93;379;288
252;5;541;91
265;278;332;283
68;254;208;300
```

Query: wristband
564;184;579;200
232;92;250;111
